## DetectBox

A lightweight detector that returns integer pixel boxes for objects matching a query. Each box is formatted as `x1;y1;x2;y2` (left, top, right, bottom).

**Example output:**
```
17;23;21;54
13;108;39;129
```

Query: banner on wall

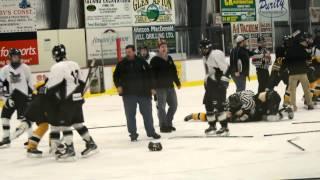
221;0;256;22
84;0;133;28
231;22;273;50
257;0;289;22
132;0;175;26
133;25;176;52
86;27;133;60
310;7;320;23
0;33;39;67
0;0;36;33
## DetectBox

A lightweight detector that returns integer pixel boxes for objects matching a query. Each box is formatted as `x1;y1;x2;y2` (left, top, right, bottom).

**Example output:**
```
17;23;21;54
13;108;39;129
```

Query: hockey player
267;35;292;106
199;39;230;136
0;48;34;147
311;33;320;101
252;36;272;93
44;44;97;160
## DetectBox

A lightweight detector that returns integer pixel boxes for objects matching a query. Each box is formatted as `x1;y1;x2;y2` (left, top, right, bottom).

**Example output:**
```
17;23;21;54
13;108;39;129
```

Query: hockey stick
292;121;320;124
264;129;320;137
287;137;305;151
82;59;99;94
169;135;254;139
85;125;126;130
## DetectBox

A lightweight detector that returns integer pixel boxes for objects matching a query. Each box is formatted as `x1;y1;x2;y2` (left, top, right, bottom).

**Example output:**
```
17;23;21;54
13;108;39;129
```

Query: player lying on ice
184;90;294;128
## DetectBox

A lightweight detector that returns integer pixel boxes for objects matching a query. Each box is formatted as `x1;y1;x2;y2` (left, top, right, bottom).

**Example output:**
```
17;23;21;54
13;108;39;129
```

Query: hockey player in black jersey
0;48;34;147
267;35;292;106
311;33;320;101
44;45;97;160
199;39;230;136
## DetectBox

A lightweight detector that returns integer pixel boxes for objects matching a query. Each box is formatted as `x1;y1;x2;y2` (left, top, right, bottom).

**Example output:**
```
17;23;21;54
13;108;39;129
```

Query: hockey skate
184;114;193;121
279;105;294;120
81;138;98;157
56;143;76;162
0;137;11;148
216;127;230;136
27;148;43;158
205;125;217;135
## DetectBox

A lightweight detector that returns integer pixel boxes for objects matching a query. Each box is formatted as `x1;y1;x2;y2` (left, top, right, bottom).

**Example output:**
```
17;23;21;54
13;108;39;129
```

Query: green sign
133;25;176;52
221;0;256;22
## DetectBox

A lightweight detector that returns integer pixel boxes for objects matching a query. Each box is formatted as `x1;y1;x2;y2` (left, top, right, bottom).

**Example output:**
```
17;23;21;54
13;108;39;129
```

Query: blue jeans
232;74;246;92
122;95;156;136
156;88;178;128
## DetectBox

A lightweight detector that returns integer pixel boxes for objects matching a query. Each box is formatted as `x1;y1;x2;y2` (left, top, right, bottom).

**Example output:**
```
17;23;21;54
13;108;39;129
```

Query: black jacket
113;56;154;96
150;55;181;89
285;43;309;75
229;46;251;76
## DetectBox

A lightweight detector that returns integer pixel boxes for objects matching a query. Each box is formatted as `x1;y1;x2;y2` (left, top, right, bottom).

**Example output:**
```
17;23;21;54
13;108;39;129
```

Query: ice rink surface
1;80;320;180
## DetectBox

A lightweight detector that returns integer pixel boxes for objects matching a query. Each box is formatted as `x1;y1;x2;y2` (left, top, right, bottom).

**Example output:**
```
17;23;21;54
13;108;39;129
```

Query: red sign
0;39;39;67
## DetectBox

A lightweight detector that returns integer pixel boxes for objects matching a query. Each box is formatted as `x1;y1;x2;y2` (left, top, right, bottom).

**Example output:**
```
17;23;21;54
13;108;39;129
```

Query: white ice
1;80;320;180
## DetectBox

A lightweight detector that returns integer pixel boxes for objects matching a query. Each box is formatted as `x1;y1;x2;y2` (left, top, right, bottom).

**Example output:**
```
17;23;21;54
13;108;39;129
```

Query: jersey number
71;70;79;84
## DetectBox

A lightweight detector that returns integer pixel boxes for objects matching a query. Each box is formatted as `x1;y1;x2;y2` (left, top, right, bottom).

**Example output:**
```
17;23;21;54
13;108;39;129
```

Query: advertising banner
0;36;39;66
132;0;175;26
257;0;289;22
86;27;133;60
0;0;36;33
221;0;256;22
310;7;320;23
133;25;176;52
84;0;133;28
231;22;273;50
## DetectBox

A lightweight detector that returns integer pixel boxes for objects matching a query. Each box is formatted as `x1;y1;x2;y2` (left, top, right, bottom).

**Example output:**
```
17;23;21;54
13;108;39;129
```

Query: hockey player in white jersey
199;39;230;136
44;44;97;160
0;48;34;147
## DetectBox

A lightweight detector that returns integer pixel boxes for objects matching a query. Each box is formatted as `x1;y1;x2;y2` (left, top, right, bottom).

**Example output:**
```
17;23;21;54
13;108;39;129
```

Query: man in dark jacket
113;45;161;141
285;32;314;111
150;40;181;133
229;35;251;92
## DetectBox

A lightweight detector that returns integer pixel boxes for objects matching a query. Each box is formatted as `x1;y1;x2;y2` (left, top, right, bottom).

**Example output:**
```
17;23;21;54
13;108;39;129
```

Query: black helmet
52;44;66;62
282;35;292;48
228;94;242;110
257;36;265;42
265;90;281;115
8;48;21;57
292;30;307;43
199;39;212;56
8;48;22;69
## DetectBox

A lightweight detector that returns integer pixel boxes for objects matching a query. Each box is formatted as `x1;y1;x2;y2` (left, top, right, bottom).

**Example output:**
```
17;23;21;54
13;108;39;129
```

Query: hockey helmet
199;39;212;56
228;94;242;110
8;48;21;57
148;142;162;151
52;44;66;62
8;48;22;69
265;90;281;115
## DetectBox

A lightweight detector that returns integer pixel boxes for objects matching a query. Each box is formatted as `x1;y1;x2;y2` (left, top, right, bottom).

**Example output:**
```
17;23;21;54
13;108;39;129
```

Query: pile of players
0;45;98;161
184;29;320;135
